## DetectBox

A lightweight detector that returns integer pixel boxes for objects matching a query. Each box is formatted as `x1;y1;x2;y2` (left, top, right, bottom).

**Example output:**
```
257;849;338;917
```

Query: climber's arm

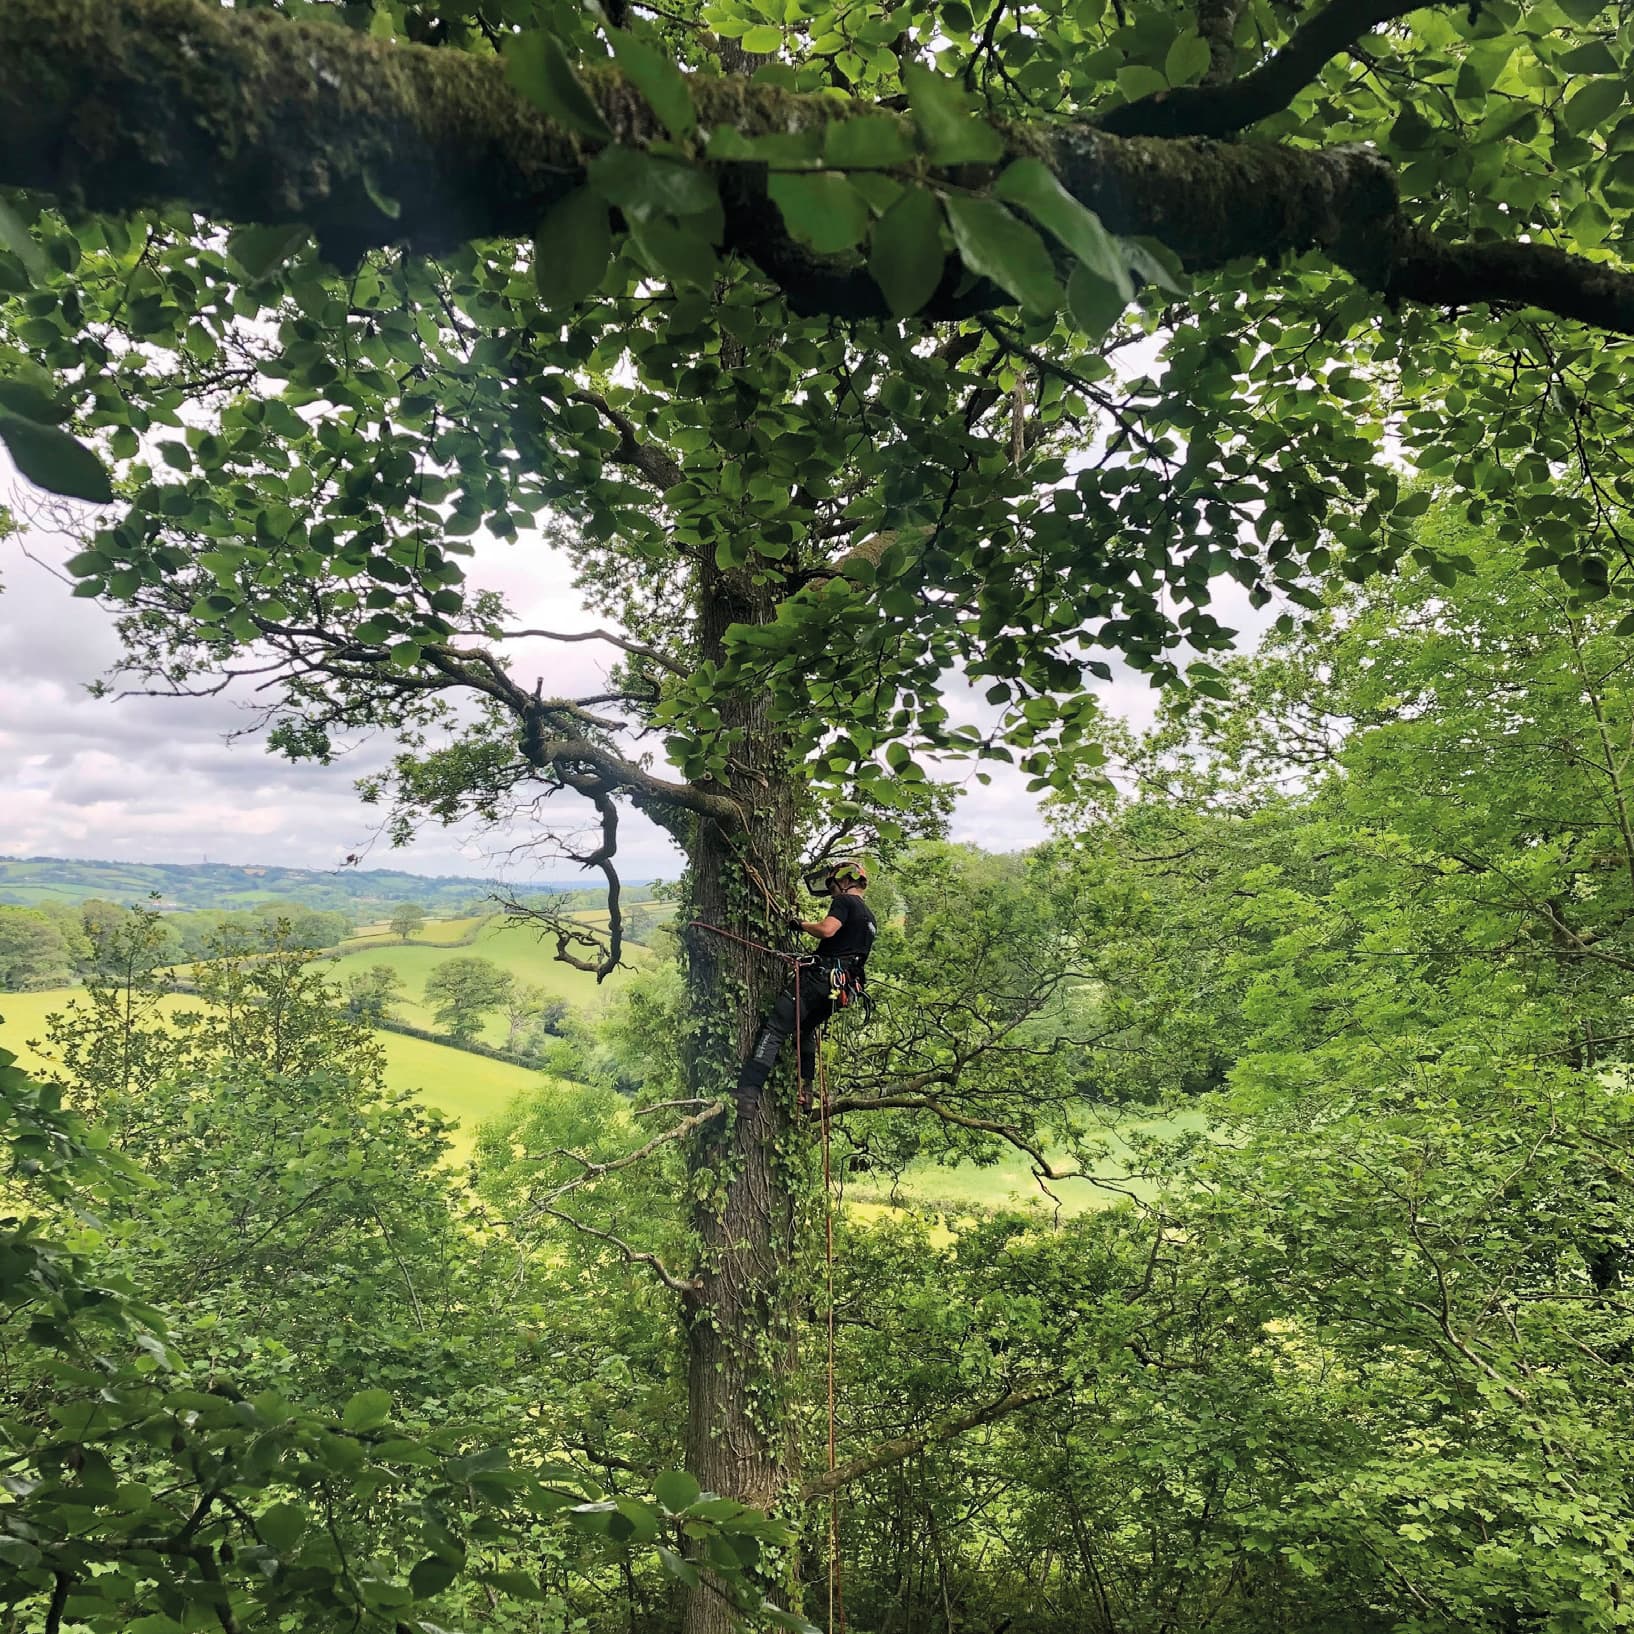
794;913;843;938
791;895;846;940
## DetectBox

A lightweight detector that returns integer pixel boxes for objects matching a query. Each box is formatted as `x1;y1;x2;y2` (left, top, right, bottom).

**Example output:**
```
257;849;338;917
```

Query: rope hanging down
817;1039;847;1634
689;918;847;1634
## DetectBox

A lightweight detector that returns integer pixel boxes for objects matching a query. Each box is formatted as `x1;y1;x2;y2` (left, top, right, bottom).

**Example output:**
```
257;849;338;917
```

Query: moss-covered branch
4;0;1633;333
1100;0;1433;138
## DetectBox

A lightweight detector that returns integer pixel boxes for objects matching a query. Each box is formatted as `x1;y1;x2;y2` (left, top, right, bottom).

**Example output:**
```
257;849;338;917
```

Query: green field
328;916;645;1046
0;988;547;1162
847;1107;1203;1217
340;913;492;951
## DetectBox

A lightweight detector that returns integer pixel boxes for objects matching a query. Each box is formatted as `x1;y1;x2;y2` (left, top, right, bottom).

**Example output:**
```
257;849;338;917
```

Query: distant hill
0;855;589;915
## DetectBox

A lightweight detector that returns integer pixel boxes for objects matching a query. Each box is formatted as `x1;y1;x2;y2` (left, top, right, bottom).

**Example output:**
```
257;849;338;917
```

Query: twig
540;1203;701;1295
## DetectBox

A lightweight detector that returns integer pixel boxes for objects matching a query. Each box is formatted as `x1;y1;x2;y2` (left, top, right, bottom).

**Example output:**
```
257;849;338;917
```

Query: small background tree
388;902;427;943
425;956;514;1044
344;963;405;1025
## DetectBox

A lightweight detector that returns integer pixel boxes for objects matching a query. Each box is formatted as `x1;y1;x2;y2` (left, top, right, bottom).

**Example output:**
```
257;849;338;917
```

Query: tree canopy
5;1;1634;1630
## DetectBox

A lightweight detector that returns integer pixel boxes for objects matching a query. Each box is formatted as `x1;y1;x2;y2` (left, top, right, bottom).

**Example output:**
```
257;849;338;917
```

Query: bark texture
4;0;1633;332
678;553;801;1634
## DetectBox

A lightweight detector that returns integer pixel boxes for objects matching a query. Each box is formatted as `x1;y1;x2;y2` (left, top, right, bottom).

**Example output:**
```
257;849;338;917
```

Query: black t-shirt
818;893;877;966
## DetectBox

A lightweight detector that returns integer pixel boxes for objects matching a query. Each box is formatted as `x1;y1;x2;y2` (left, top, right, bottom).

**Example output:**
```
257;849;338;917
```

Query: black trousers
737;963;833;1095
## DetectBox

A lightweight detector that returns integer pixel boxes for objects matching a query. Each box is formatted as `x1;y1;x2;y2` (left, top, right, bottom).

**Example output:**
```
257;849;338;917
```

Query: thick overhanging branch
796;1380;1063;1502
567;391;686;492
518;716;741;828
501;757;628;979
4;0;1633;334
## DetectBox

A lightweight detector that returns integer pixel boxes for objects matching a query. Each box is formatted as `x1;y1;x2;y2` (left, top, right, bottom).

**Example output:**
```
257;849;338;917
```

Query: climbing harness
689;917;853;1633
827;958;871;1022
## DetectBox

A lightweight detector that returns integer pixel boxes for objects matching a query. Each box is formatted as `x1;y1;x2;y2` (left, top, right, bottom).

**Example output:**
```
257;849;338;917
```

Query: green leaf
944;195;1058;314
994;158;1132;299
823;116;916;169
654;1469;702;1511
1066;260;1127;336
760;1602;822;1634
608;28;696;140
628;215;719;288
1116;64;1168;101
1122;237;1187;296
341;1387;392;1432
1564;77;1623;133
0;377;64;423
1165;31;1212;85
1558;40;1619;73
868;188;946;317
0;1536;41;1569
534;188;613;307
589;146;719;220
410;1553;462;1598
505;33;613;143
905;65;1004;165
0;199;47;281
657;1544;700;1586
768;173;870;254
226;223;308;280
0;412;113;503
740;24;783;52
258;1501;307;1552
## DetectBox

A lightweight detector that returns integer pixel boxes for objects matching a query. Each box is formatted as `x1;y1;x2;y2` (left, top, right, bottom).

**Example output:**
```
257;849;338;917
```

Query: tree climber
736;860;877;1108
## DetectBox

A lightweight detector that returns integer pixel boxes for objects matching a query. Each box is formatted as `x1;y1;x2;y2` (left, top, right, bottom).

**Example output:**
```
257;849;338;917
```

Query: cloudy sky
1;458;1210;885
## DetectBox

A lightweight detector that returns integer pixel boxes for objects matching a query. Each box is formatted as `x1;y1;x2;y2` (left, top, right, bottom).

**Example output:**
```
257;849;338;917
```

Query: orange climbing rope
818;1040;847;1634
687;918;847;1634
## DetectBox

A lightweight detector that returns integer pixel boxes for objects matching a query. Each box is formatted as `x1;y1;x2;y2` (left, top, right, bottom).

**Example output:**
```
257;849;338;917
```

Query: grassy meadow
4;906;1190;1208
328;914;649;1047
0;986;546;1163
340;913;493;949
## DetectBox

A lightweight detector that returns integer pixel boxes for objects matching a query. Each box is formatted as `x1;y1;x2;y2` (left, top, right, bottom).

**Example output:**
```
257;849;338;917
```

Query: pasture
327;915;647;1047
0;987;546;1163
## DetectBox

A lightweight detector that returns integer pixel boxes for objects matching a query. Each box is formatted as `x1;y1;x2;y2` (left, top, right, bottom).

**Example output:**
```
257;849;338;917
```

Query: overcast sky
0;457;1217;885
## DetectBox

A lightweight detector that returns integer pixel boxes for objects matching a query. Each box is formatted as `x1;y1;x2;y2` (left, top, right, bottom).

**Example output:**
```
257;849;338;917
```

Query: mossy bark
678;553;802;1634
8;0;1634;331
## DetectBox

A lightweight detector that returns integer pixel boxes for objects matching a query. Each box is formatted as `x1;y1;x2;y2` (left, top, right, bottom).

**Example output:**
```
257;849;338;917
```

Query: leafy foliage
6;0;1634;1625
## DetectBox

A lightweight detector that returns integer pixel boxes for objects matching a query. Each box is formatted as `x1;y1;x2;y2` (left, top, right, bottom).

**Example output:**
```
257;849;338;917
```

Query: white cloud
1;443;1271;883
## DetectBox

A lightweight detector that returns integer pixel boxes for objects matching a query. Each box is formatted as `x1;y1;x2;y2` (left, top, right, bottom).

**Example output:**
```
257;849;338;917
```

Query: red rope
686;918;801;964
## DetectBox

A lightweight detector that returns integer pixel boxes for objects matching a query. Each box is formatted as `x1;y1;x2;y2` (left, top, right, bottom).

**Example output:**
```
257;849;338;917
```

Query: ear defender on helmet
802;857;868;895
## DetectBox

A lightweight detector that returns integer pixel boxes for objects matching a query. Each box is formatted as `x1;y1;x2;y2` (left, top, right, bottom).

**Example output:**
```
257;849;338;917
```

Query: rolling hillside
0;854;639;915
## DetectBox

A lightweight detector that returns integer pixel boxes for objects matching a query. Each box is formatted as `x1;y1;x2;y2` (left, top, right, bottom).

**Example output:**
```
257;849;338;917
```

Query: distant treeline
0;886;674;992
0;854;665;916
0;900;354;992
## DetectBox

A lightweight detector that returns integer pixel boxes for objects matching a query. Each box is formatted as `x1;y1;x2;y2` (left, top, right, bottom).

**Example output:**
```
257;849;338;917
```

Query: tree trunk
679;556;802;1634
